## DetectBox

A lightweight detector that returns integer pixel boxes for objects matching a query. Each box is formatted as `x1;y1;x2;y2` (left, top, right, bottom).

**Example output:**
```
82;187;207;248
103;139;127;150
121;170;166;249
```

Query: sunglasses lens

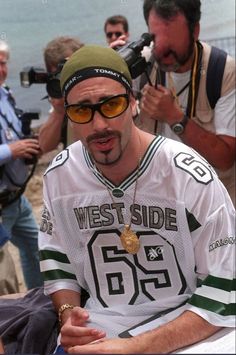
106;32;122;39
66;106;92;123
66;95;129;124
101;95;128;118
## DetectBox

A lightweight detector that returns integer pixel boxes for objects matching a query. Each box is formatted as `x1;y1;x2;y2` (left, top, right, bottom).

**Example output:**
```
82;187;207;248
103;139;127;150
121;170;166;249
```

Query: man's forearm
135;310;220;354
180;119;235;170
39;110;65;153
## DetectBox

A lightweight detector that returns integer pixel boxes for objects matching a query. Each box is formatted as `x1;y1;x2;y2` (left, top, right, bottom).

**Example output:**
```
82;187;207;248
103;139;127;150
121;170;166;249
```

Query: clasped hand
9;138;40;160
140;83;182;125
60;306;105;352
60;307;139;354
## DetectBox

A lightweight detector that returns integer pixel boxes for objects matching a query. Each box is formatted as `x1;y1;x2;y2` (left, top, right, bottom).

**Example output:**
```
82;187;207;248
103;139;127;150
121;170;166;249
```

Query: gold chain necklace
96;158;141;254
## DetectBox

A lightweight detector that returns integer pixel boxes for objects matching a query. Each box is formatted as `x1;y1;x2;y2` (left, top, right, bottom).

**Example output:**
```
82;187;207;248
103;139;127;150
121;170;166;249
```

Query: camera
18;109;41;137
20;62;65;99
117;33;153;79
16;108;41;165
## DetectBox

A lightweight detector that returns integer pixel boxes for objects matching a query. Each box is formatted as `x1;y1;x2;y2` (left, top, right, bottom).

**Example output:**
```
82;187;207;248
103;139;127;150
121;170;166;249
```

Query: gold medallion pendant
120;225;140;254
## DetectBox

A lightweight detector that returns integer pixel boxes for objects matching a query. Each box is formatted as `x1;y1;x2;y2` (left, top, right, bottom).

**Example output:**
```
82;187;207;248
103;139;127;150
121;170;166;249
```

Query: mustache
151;42;178;61
86;130;121;144
157;49;179;62
162;49;178;59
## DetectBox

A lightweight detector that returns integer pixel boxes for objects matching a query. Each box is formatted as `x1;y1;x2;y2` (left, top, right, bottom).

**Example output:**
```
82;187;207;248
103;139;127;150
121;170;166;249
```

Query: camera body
16;109;41;165
16;109;41;137
20;63;64;99
117;33;153;79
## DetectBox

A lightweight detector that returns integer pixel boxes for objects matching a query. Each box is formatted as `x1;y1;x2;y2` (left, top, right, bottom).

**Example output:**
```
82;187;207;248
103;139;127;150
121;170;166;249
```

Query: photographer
138;0;235;206
104;15;130;47
0;40;42;291
38;36;84;153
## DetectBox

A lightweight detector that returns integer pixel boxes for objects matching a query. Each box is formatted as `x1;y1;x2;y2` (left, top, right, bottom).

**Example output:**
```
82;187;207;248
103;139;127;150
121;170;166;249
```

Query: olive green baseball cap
60;45;132;99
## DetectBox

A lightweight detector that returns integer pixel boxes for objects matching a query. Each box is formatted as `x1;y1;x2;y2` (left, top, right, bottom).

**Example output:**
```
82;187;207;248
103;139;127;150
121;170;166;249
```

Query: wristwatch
171;115;189;135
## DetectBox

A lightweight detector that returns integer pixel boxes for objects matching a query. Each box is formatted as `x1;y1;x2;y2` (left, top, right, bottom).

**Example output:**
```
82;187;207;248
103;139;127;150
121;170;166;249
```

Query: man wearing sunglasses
104;15;129;46
38;45;235;354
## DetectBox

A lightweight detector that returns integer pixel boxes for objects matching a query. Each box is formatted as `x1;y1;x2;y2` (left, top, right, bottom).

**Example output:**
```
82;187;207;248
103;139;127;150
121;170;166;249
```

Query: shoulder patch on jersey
174;152;213;185
185;208;201;232
44;149;69;175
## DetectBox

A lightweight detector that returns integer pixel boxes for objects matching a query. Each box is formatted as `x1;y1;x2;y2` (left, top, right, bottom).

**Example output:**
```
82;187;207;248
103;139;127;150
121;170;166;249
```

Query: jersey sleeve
38;174;81;296
186;177;235;327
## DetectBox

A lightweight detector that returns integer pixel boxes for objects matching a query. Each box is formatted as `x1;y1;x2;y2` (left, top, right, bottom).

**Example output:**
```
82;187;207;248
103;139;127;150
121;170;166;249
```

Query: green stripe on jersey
188;275;236;316
203;275;236;292
42;269;77;281
188;294;235;316
39;249;70;263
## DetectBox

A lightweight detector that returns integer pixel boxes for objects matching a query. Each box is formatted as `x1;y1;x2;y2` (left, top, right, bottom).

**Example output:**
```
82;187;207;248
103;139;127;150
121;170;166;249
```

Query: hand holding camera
109;34;128;50
140;83;184;125
48;96;65;116
9;137;40;162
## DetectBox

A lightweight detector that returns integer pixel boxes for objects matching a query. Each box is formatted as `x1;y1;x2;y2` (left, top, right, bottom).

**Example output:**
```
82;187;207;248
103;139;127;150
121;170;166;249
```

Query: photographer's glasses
106;31;123;39
65;94;129;124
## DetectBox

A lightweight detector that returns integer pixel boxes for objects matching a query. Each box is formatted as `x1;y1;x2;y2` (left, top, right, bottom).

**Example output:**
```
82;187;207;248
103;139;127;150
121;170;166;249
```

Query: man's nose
111;33;119;40
92;111;109;131
153;35;169;55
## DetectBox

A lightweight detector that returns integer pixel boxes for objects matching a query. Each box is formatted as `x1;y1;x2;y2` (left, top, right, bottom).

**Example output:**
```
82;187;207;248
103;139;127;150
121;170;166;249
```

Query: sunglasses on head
65;93;129;124
106;31;123;39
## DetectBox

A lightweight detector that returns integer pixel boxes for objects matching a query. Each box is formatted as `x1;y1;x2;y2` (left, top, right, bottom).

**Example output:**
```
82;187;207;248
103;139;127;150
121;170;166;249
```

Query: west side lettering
73;203;177;231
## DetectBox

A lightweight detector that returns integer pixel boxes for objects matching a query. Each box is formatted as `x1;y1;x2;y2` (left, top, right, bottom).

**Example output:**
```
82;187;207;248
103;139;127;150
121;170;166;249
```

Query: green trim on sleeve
39;249;70;263
203;275;236;292
42;269;77;281
188;294;235;316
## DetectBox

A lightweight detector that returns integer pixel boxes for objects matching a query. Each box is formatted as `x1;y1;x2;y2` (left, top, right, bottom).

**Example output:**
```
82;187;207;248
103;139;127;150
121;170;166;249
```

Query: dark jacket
0;287;58;354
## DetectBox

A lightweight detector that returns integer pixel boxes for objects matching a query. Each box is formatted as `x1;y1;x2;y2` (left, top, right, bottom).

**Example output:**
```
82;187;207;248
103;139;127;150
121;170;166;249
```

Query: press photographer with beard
138;0;235;206
38;36;84;153
0;40;42;291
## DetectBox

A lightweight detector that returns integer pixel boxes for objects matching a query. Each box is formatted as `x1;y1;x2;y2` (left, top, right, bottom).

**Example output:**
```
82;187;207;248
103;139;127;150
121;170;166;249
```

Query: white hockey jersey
39;136;235;337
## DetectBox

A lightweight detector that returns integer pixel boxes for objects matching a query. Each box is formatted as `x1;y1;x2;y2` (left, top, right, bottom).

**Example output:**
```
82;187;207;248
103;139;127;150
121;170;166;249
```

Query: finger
110;39;126;49
67;344;96;354
70;307;89;326
61;329;106;348
156;84;166;93
23;138;39;144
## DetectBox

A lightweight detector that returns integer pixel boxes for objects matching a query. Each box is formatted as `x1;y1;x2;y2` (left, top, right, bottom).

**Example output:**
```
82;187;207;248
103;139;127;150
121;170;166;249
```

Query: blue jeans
2;195;43;289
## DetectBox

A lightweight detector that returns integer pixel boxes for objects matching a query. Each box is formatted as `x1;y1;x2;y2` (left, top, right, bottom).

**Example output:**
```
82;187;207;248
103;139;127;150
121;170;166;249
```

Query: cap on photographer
38;36;84;153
